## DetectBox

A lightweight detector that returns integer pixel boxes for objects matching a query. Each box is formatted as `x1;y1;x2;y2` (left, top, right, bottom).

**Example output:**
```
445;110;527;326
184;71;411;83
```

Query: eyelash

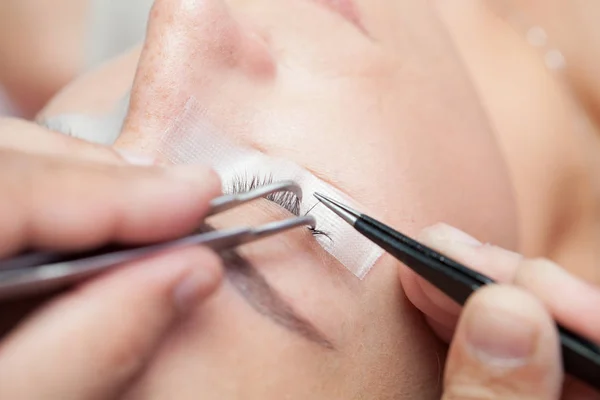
227;173;332;240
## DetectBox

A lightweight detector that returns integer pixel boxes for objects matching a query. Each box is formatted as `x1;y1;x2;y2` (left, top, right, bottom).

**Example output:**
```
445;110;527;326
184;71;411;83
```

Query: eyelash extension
228;173;301;215
304;202;333;242
308;226;333;241
227;172;333;241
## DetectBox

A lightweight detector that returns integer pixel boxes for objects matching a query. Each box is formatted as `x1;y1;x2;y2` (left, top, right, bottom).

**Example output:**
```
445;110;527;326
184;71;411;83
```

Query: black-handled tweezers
314;193;600;390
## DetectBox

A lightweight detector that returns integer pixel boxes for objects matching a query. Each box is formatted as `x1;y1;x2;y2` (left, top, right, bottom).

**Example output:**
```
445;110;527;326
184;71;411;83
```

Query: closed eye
225;173;332;239
225;173;302;216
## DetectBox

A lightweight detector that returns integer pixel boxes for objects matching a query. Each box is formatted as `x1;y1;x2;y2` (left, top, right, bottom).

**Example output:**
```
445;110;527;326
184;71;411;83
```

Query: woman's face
42;0;517;398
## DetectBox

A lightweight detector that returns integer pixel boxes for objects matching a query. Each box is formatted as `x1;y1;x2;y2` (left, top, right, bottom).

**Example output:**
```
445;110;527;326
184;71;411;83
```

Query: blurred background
0;0;153;118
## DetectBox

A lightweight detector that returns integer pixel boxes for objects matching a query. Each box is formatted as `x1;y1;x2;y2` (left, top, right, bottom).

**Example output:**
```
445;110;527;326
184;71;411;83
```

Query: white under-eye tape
39;95;130;145
157;98;383;279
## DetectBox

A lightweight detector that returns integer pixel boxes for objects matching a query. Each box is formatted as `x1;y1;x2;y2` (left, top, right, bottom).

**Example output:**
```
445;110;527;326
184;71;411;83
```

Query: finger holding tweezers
0;181;312;301
0;180;305;272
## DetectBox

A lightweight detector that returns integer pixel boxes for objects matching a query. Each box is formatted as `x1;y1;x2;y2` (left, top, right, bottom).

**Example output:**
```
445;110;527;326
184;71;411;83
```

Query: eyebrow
198;223;334;349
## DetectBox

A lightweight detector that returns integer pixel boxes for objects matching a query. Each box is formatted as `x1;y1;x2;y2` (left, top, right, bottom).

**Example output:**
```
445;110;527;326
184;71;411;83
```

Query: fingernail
173;270;211;314
115;148;156;166
421;223;482;246
466;299;538;366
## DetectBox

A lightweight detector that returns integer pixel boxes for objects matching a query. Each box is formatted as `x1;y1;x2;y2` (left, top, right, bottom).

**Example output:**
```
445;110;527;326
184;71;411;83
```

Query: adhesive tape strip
157;98;383;279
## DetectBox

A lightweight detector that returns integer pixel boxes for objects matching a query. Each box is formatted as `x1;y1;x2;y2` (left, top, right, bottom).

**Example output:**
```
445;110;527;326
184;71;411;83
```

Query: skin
29;0;599;398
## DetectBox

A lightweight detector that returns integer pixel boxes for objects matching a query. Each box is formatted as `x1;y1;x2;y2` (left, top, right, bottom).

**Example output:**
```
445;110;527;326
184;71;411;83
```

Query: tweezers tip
253;215;316;239
313;192;360;225
313;192;326;201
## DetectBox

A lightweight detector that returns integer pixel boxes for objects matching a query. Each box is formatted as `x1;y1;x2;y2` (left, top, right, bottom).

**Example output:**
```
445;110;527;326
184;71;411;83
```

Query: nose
119;0;275;150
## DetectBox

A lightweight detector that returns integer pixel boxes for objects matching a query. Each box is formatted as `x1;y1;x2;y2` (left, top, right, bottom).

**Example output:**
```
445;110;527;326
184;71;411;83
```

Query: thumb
0;246;222;400
443;285;563;400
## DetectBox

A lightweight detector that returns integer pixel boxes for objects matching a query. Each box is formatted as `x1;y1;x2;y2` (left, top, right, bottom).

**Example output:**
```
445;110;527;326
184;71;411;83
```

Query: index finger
399;223;523;341
0;149;221;257
515;259;600;344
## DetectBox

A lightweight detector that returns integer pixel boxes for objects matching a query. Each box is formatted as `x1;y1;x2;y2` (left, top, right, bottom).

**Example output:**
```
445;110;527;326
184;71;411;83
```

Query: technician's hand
400;223;600;399
0;132;223;398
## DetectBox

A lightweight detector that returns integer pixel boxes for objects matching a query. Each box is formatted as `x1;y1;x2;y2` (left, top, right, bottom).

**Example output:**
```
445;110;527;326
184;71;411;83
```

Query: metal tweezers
0;181;313;302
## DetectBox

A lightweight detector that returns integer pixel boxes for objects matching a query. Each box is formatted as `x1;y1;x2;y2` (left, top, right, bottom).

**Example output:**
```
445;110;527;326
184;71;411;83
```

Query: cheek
253;96;517;251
